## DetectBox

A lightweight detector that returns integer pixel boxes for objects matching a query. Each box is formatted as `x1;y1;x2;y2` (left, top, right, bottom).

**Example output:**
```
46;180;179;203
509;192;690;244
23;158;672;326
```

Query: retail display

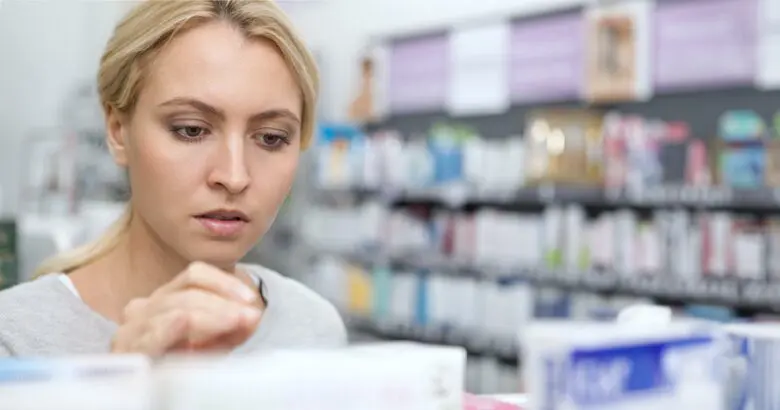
306;104;780;395
2;318;780;410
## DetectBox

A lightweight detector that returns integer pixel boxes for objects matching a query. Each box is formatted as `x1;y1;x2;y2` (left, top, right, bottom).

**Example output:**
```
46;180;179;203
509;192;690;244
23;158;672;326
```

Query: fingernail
235;286;257;303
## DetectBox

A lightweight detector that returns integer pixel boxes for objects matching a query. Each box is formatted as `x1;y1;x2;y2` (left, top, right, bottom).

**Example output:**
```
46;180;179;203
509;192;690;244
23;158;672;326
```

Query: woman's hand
111;262;263;356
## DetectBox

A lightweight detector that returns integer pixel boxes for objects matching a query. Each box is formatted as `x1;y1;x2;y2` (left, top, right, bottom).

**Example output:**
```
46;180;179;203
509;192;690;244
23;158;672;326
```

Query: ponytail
32;205;133;278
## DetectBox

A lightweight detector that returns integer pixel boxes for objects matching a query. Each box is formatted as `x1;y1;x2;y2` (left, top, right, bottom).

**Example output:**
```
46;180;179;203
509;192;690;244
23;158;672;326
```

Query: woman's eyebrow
158;97;300;125
249;109;300;125
159;97;225;120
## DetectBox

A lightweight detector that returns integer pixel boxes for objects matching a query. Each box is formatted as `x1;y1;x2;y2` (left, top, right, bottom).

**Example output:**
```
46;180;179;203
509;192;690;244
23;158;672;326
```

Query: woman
0;0;346;357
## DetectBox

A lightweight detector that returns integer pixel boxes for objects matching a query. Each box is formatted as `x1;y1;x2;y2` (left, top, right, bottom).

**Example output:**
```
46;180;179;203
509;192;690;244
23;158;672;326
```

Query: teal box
720;147;766;188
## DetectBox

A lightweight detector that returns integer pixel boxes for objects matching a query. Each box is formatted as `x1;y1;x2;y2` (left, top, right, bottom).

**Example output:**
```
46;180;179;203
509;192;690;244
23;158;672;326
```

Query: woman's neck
70;210;235;322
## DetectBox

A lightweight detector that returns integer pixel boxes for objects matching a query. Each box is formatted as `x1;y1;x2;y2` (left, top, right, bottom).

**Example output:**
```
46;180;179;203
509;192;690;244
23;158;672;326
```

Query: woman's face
107;21;303;268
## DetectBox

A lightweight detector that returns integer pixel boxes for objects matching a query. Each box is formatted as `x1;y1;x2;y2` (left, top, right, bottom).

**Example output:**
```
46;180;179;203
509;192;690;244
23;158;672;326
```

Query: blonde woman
0;0;346;356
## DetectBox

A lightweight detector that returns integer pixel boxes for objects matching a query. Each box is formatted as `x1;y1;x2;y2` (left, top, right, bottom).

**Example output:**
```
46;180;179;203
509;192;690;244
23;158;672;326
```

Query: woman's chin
181;243;250;270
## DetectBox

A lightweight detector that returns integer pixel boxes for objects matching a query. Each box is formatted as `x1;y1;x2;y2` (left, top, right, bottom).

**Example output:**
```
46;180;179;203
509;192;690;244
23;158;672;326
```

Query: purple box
388;34;449;113
510;13;585;103
654;0;758;91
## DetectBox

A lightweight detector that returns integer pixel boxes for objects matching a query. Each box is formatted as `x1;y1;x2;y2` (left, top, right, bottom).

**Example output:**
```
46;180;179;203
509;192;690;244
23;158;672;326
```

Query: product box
0;355;151;410
723;323;780;410
157;343;467;410
522;321;726;410
524;109;604;187
0;219;17;290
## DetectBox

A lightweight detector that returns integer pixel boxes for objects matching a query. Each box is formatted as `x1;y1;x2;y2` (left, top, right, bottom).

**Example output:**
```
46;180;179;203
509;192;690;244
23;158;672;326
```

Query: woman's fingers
112;262;264;356
185;306;261;346
154;262;259;305
145;288;262;346
111;310;189;355
140;310;190;356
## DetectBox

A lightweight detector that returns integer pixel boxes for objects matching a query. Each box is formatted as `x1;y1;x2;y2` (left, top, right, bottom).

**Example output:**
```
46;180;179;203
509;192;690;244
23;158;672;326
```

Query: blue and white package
523;322;726;410
723;323;780;410
0;355;151;410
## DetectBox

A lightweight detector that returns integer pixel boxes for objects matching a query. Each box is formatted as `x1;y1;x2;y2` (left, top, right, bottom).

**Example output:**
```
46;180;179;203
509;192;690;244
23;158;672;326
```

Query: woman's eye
258;133;289;149
173;126;207;140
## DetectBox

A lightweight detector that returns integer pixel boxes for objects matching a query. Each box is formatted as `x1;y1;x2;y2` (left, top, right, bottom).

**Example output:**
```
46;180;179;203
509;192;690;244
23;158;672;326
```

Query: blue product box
428;140;463;185
720;147;765;188
536;334;724;410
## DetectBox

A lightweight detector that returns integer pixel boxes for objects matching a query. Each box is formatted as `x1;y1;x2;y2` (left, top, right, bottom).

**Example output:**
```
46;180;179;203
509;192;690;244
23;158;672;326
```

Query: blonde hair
33;0;319;278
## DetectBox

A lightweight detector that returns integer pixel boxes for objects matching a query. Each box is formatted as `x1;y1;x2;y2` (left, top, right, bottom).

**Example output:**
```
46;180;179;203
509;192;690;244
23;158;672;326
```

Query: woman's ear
105;105;129;167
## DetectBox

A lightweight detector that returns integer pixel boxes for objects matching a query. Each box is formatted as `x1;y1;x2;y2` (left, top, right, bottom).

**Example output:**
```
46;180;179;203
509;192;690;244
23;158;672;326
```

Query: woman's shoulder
0;275;70;314
0;275;116;356
241;264;347;346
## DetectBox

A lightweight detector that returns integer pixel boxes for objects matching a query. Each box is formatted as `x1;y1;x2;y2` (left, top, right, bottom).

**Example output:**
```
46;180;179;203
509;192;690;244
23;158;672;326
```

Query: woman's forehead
139;21;302;116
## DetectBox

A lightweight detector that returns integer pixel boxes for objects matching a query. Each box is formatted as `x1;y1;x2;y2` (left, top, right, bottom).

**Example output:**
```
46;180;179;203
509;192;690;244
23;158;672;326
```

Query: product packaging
524;109;604;187
317;124;367;189
717;111;768;188
156;343;467;410
522;320;726;410
0;355;151;410
723;323;780;410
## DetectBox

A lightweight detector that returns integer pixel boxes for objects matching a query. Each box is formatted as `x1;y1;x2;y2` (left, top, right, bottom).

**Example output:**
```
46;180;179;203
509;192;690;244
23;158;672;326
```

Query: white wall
0;0;135;215
287;0;590;122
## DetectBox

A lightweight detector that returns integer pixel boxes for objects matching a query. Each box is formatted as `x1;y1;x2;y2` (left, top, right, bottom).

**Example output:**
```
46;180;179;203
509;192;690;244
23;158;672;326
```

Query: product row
306;257;661;356
303;203;780;283
366;0;778;118
318;109;780;200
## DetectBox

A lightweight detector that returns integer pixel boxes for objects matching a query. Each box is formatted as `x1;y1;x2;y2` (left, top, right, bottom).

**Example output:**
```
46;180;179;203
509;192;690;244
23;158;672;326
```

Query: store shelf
343;313;520;365
329;250;780;313
318;185;780;211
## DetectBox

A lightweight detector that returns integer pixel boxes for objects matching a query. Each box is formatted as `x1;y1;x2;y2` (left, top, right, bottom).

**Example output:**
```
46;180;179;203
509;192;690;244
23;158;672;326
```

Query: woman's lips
195;216;248;237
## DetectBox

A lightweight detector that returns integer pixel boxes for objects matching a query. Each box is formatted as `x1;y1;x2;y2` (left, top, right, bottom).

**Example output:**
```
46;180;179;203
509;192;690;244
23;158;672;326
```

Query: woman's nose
207;136;250;195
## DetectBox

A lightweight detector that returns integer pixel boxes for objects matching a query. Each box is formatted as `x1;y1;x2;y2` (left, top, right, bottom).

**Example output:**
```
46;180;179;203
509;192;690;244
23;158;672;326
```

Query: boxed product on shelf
156;343;467;410
316;124;370;189
463;137;526;194
522;320;726;410
0;355;151;410
718;110;768;189
524;109;605;187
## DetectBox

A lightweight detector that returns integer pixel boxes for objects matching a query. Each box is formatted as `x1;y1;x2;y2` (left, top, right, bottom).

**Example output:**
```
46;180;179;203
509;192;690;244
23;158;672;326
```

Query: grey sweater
0;265;347;356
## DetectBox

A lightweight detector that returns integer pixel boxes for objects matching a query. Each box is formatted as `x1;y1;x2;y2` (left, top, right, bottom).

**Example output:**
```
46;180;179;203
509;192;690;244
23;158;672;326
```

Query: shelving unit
318;185;780;211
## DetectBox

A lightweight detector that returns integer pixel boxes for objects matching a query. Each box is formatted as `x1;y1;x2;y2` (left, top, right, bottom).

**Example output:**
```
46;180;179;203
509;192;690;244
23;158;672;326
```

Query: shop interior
1;0;779;408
